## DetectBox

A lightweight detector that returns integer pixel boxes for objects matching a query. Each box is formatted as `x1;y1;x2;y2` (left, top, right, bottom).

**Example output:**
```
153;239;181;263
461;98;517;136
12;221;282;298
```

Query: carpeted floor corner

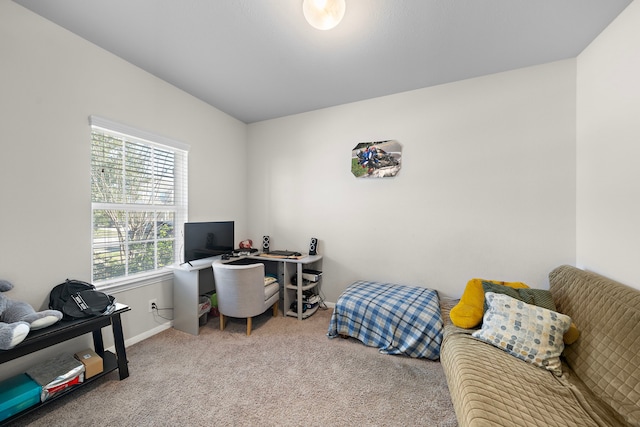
13;308;457;426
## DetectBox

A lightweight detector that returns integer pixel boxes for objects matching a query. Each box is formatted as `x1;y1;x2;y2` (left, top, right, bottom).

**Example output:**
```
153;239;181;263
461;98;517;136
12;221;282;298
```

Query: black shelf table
0;303;130;425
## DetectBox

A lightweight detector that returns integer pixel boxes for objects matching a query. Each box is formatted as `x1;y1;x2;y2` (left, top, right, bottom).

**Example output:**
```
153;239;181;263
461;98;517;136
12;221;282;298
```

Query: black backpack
49;279;116;319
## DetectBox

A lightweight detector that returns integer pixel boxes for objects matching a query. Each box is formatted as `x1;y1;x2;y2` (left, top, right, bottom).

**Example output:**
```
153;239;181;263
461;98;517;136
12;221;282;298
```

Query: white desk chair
212;261;279;335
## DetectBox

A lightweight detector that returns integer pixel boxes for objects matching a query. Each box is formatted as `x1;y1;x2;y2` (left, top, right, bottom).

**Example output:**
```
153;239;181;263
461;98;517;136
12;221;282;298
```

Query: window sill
95;269;173;294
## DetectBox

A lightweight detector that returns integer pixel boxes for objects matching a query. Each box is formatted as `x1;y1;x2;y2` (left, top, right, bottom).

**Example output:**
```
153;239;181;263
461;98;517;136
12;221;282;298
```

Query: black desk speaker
262;235;270;253
309;237;318;255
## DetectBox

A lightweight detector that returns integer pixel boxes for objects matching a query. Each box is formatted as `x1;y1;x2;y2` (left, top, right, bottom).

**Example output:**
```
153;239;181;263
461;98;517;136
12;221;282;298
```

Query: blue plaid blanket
327;281;443;359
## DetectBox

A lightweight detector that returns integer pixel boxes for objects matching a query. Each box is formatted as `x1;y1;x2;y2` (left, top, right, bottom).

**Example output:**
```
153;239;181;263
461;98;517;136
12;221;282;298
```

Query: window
90;116;188;285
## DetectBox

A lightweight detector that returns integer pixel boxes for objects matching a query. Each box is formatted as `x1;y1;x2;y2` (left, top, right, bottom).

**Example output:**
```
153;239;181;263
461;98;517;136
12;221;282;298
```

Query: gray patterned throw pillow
472;292;572;376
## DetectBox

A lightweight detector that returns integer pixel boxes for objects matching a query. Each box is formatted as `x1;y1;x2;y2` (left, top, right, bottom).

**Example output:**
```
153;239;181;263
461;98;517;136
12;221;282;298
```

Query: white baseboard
106;321;172;352
104;304;336;353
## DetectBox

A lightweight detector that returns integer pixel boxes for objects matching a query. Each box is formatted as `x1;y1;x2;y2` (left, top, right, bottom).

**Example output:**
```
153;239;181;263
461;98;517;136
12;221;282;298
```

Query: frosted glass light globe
303;0;346;30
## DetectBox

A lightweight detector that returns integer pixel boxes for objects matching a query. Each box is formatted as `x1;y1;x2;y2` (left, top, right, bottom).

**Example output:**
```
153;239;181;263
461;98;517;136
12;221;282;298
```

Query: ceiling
14;0;632;124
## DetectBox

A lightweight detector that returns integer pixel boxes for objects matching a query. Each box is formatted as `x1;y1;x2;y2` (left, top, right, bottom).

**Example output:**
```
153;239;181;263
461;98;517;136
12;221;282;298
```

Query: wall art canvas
351;140;402;178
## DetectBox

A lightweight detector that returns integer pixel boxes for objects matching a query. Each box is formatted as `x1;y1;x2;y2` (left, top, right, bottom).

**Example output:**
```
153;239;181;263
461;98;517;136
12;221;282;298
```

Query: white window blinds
89;116;188;285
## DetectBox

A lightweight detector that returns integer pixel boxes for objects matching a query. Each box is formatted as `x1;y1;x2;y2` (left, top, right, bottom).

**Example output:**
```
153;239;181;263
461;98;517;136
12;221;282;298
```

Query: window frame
89;116;189;289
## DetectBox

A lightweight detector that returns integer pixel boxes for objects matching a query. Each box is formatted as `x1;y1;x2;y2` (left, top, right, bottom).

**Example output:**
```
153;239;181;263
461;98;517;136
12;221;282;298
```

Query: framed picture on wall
351;140;402;178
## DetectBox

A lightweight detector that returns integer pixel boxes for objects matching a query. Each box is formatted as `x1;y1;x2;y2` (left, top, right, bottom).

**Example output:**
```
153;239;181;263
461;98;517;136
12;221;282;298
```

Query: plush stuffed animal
0;279;63;350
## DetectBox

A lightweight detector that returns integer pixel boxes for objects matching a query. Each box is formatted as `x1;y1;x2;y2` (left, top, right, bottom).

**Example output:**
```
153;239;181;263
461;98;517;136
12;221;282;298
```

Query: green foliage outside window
91;129;181;283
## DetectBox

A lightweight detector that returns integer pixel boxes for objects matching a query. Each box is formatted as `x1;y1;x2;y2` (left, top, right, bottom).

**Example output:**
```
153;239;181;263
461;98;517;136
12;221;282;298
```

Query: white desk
168;253;323;335
168;259;216;335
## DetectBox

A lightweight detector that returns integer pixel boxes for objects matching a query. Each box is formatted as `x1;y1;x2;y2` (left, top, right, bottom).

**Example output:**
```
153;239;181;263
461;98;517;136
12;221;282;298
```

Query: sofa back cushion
549;265;640;426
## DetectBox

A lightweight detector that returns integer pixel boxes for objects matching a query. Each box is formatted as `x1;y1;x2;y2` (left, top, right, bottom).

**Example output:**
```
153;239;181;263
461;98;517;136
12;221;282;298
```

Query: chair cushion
264;282;279;301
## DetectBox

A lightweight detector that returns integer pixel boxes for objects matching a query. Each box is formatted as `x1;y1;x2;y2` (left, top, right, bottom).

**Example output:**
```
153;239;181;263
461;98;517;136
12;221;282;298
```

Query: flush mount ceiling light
303;0;346;30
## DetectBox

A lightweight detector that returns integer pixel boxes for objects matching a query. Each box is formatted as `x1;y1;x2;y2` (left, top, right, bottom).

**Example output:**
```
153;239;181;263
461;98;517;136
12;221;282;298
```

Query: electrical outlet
148;298;157;313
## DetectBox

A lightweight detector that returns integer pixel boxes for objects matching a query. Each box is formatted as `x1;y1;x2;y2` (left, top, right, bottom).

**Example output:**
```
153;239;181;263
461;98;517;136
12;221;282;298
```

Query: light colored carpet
14;308;457;426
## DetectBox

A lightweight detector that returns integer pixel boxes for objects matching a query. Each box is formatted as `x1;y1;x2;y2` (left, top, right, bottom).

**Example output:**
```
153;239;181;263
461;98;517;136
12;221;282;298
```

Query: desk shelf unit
0;304;130;426
282;258;323;320
169;254;323;333
284;282;320;319
241;253;322;321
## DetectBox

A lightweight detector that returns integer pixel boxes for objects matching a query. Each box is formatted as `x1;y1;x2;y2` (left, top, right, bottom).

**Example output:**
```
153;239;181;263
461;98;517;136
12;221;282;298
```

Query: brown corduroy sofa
440;265;640;427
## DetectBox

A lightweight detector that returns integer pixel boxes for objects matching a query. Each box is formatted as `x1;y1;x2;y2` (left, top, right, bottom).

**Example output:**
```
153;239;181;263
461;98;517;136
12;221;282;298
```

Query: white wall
247;60;577;302
6;0;637;383
0;1;247;378
576;1;640;290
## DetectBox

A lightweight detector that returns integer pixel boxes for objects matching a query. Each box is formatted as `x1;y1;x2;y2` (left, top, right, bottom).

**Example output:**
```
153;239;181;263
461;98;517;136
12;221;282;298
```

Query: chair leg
220;314;225;331
246;317;252;336
272;301;278;317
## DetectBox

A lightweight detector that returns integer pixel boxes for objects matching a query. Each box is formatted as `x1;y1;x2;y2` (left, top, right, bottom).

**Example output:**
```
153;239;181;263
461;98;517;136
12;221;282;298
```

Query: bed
327;280;443;359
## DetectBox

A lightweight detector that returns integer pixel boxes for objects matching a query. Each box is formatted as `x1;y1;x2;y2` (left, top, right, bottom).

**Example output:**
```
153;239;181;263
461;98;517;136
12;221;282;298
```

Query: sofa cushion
482;281;580;345
481;281;556;311
449;278;529;328
472;292;572;376
480;281;582;345
550;265;640;426
442;267;637;427
441;329;611;427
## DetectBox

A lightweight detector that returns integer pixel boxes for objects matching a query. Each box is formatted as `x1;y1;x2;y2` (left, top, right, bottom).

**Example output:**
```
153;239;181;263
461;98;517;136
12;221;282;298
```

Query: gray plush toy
0;279;63;350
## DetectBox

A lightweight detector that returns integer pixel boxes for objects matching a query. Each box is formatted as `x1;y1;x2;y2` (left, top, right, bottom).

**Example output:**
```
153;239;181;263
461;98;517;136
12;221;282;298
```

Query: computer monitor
183;221;234;263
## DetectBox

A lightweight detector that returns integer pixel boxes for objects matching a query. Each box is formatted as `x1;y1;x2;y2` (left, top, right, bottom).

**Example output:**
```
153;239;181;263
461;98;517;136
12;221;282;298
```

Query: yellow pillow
450;278;529;328
564;322;580;345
